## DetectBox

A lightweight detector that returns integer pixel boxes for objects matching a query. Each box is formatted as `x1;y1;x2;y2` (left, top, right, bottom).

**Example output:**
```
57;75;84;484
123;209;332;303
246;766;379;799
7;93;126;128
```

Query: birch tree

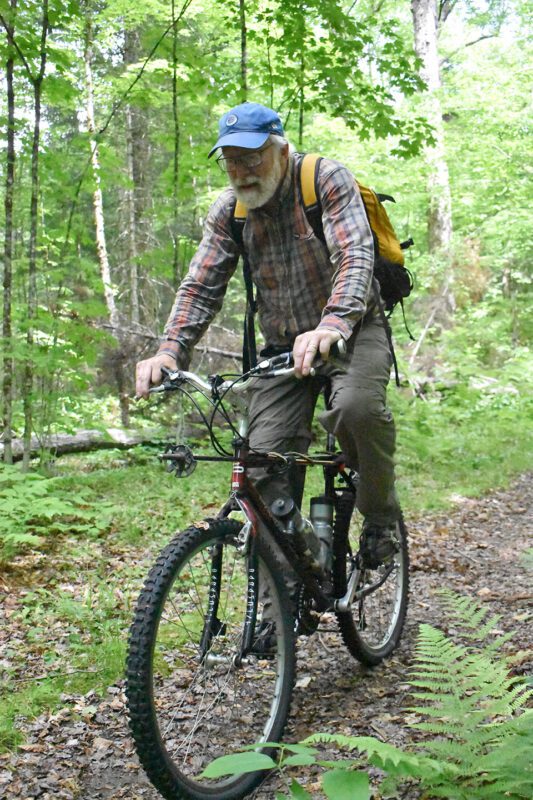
83;7;130;425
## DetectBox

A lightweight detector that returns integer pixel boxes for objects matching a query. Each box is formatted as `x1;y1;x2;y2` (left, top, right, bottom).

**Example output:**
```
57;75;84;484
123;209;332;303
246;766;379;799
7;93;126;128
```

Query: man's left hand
293;329;342;378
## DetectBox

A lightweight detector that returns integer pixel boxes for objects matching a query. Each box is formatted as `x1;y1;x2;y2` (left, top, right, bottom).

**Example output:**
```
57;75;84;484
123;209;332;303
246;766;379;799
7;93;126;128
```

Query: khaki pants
248;311;400;526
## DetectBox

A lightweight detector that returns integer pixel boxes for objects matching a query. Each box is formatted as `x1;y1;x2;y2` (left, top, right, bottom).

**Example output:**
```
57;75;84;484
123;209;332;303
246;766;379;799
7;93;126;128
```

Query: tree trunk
298;51;305;149
239;0;248;102
0;428;164;462
22;0;49;471
125;105;140;326
84;20;119;333
2;0;17;465
411;0;454;268
171;0;181;284
84;12;130;426
123;27;151;323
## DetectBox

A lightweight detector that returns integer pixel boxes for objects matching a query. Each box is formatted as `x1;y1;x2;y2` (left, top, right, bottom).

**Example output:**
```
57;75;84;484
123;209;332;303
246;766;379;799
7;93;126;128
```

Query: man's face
221;141;288;209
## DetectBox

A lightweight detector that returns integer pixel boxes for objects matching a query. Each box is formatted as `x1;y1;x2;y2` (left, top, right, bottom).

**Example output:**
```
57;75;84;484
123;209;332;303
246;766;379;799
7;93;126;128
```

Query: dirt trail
1;475;531;799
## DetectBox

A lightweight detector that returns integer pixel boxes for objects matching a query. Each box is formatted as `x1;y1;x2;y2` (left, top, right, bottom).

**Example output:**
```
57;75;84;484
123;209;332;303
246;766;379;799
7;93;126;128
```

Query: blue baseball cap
208;102;284;157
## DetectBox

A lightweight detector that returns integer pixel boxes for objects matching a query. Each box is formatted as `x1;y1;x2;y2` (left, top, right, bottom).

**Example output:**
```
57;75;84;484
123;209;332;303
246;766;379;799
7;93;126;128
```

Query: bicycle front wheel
126;518;295;800
333;494;409;666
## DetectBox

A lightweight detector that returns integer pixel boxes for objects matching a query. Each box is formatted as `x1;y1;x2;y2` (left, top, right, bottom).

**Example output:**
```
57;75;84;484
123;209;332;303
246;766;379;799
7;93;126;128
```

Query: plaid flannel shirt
158;153;375;368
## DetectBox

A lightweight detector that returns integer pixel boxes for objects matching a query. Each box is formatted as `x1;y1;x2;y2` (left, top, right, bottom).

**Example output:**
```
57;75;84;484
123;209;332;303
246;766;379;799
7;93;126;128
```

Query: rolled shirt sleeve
157;189;240;369
316;160;375;340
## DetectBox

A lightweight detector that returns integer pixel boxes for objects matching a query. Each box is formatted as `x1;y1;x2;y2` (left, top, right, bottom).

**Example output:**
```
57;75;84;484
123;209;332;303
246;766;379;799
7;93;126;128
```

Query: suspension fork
239;535;259;661
198;541;224;659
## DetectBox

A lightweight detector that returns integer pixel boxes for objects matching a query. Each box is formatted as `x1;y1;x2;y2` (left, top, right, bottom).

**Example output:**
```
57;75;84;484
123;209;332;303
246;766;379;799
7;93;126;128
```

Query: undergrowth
0;464;112;563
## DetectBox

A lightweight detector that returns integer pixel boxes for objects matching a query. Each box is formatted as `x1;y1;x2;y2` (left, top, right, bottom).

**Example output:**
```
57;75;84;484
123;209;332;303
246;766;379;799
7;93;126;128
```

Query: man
136;101;400;568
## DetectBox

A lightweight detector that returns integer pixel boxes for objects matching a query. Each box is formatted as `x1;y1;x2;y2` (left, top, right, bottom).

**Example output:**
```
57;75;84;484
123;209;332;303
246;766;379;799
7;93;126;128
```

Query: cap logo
226;114;238;126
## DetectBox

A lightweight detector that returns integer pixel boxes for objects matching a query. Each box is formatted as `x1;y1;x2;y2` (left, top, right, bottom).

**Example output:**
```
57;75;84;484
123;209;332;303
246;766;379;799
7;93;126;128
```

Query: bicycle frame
155;359;391;663
198;427;358;661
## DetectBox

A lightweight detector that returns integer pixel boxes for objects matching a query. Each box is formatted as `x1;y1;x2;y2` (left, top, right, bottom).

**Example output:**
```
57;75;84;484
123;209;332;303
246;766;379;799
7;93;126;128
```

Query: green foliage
202;741;370;799
1;0;529;460
0;464;111;562
204;592;532;799
310;592;533;799
392;298;532;512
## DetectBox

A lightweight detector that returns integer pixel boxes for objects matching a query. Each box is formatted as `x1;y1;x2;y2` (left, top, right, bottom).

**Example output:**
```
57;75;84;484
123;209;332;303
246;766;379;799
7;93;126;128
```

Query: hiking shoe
359;523;399;570
250;620;276;657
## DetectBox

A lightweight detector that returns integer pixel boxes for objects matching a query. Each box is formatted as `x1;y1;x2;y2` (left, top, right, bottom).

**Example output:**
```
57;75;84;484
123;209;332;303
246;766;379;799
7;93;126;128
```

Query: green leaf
281;743;318;756
322;769;370;800
282;754;317;767
200;752;276;778
288;779;313;799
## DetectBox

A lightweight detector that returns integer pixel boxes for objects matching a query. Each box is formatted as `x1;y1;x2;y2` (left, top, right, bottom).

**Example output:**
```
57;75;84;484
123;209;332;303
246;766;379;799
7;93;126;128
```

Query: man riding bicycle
135;101;399;570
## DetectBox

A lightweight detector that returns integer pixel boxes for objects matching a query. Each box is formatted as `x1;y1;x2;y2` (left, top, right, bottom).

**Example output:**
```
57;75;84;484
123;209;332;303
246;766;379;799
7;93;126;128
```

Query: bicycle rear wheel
126;518;295;800
333;492;409;666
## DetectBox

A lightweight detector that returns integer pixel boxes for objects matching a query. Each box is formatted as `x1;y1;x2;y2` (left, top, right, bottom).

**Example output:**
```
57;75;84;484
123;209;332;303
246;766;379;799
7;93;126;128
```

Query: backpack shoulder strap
297;153;326;245
231;197;247;248
229;197;257;370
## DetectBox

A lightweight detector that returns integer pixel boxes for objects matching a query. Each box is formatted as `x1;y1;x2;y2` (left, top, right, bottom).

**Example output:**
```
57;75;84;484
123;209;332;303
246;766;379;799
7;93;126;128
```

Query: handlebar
149;339;347;398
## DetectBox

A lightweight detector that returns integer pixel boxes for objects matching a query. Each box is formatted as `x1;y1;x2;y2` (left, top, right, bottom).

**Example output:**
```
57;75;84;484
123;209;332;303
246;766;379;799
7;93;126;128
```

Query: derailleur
159;444;197;478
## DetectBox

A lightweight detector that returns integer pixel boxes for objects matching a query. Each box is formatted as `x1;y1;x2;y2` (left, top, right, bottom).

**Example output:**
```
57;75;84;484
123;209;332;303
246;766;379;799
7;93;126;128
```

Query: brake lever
308;339;348;375
148;366;184;393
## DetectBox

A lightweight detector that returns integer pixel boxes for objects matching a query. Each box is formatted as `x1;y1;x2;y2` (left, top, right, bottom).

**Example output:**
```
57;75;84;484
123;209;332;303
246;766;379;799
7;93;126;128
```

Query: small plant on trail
203;591;533;799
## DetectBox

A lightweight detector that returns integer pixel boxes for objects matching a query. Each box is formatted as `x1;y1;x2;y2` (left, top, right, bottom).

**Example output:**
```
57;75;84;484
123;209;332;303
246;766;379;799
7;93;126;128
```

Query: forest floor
1;474;531;800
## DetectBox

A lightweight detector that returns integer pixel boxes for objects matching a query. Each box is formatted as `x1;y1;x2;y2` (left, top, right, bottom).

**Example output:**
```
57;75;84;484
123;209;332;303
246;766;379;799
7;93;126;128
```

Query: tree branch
438;0;459;25
98;323;243;360
97;0;193;138
441;34;497;67
0;12;34;80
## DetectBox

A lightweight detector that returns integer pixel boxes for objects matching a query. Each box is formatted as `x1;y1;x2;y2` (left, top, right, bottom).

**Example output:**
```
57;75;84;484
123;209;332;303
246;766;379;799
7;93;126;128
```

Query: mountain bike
126;349;409;800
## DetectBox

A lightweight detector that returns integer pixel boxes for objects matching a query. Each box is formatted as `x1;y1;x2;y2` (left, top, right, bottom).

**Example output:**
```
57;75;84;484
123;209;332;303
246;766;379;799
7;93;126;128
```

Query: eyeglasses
216;144;272;172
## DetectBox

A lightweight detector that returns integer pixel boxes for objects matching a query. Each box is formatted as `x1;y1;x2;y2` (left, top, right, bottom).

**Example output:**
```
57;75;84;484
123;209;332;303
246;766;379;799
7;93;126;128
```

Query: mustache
234;176;260;188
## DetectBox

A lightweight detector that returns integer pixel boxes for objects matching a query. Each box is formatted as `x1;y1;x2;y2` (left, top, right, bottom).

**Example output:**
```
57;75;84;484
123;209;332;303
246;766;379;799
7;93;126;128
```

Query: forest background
0;0;531;757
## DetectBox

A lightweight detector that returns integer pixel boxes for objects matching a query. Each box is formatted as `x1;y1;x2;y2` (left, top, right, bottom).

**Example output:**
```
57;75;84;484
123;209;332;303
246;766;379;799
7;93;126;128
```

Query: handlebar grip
330;339;347;358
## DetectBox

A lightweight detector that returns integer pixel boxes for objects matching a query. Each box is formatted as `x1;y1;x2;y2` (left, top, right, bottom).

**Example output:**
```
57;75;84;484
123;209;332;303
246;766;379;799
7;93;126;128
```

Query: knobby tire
126;519;295;800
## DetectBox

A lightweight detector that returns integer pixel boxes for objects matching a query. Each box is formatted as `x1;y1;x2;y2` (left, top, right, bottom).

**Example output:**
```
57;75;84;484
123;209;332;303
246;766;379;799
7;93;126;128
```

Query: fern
0;464;112;561
403;592;533;798
309;592;532;799
206;591;532;799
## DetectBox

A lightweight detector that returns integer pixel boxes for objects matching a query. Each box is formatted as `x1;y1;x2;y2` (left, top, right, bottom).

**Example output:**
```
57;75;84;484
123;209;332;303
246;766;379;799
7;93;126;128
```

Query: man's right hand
135;353;178;400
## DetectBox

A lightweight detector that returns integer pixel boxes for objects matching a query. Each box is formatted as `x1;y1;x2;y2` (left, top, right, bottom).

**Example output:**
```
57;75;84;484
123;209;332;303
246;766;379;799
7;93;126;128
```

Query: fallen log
1;428;166;463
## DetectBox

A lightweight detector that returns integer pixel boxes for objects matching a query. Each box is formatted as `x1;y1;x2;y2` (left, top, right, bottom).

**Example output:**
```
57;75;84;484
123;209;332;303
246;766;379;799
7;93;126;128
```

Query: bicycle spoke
127;521;295;799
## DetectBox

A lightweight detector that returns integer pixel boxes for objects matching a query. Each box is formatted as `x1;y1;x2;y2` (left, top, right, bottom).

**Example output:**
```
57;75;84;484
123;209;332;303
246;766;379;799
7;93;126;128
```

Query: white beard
230;153;285;209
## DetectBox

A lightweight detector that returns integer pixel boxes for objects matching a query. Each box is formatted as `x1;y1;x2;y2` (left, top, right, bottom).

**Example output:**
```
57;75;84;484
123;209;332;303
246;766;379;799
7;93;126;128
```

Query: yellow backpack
298;153;414;314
